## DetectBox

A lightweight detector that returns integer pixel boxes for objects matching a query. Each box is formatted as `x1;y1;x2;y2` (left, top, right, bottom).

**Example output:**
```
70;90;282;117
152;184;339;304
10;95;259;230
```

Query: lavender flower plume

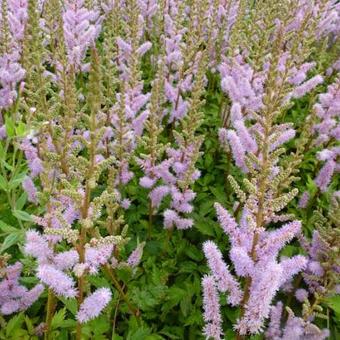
265;302;283;339
236;261;283;335
226;130;247;172
127;242;145;268
37;264;77;298
0;262;44;315
292;75;324;99
63;0;102;72
22;176;38;203
314;159;336;193
76;287;112;323
202;275;223;340
214;203;241;247
203;240;242;305
25;230;53;263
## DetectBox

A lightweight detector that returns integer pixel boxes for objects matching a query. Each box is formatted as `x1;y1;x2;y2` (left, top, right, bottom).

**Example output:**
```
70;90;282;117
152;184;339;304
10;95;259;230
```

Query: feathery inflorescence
0;0;339;338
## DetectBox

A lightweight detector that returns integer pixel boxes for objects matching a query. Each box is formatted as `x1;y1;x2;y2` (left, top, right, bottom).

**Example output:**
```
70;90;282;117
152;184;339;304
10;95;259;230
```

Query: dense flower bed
0;0;339;339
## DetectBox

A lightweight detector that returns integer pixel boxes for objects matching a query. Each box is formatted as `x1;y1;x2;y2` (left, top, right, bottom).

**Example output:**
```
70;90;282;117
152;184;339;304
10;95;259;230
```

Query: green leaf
16;122;27;137
87;316;110;335
210;186;227;204
0;233;20;253
184;310;202;326
0;220;19;235
0;142;5;159
58;297;77;315
12;210;33;222
325;295;340;314
178;261;198;273
184;244;203;261
6;313;25;337
58;319;77;329
5;117;15;138
112;335;124;340
2;160;14;171
8;172;26;190
164;287;186;310
15;192;28;210
0;175;8;191
51;308;66;329
194;218;215;236
24;316;35;335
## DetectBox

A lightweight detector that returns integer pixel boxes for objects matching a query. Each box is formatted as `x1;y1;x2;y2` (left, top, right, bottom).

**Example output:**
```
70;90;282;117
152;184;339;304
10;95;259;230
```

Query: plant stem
148;201;153;239
104;265;140;319
45;289;56;340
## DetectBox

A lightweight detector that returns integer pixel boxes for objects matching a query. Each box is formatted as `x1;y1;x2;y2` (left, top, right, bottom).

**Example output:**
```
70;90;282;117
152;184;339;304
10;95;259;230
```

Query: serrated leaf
24;315;35;335
6;313;25;336
58;319;77;328
178;261;198;273
51;308;66;329
210;186;227;204
194;218;215;236
184;310;202;326
184;244;203;261
58;297;77;315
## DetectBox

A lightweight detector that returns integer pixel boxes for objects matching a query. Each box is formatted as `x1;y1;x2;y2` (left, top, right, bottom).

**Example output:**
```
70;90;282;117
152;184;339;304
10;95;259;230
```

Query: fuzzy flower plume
206;189;306;336
63;0;102;71
218;50;325;176
0;0;27;134
236;261;283;335
22;176;38;203
76;288;112;323
265;303;330;340
202;275;223;340
203;203;306;335
0;262;44;315
312;78;340;192
37;264;77;298
127;242;145;268
203;240;242;305
264;213;339;339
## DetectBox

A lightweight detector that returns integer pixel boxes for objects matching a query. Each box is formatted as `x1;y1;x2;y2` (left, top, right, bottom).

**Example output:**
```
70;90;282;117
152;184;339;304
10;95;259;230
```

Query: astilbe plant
21;42;143;338
109;0;152;188
62;0;102;72
202;1;339;338
0;0;340;338
299;76;340;207
0;0;27;135
266;193;340;339
138;0;211;231
0;254;43;316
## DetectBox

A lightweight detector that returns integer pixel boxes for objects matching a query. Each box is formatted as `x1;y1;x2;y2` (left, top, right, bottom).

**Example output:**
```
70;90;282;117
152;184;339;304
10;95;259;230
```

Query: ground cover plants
0;0;339;339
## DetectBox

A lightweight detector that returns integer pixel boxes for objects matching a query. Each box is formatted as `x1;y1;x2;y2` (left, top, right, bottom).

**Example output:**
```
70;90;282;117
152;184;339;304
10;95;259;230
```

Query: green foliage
0;1;339;338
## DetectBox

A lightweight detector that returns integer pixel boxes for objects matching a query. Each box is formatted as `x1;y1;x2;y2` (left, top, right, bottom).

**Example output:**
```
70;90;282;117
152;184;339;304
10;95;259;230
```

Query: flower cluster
0;0;339;339
202;1;339;338
313;78;340;192
203;206;306;336
0;261;43;315
63;0;102;72
0;0;27;132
